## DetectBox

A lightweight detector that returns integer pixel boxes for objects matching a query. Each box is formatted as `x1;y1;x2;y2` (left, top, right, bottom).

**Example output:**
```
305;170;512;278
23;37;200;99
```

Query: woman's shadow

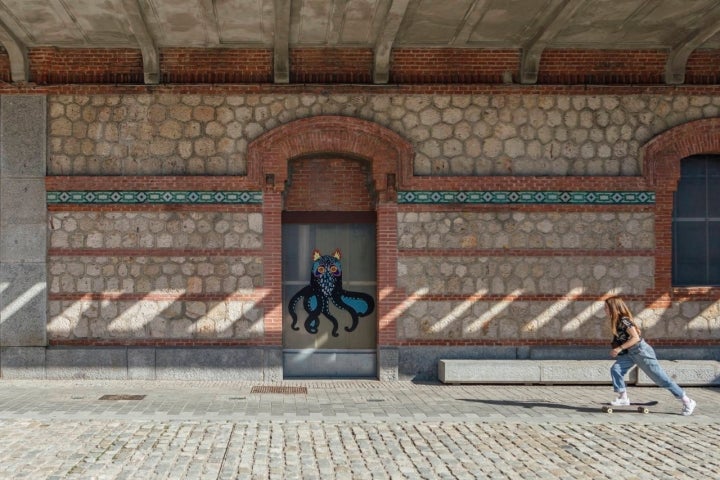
458;398;648;413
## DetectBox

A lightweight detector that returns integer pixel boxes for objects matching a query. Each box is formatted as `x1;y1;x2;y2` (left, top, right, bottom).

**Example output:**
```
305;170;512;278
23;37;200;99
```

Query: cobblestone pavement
0;380;718;479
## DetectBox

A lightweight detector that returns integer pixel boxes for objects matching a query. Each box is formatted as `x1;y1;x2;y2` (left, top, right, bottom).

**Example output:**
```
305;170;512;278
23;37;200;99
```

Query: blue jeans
610;339;685;399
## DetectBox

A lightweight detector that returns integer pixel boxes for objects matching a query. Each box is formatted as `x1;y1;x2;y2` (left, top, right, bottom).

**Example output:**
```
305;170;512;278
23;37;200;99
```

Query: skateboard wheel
602;406;613;413
638;407;649;414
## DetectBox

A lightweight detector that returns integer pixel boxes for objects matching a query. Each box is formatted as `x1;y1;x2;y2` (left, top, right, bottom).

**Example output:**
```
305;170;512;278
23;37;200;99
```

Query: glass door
282;220;376;377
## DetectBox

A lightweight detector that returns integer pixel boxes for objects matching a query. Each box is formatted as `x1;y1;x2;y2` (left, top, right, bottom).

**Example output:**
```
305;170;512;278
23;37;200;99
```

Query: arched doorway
248;116;413;378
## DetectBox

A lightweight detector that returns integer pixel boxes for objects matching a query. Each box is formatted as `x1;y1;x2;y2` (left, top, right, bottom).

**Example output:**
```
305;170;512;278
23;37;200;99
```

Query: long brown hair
605;296;641;336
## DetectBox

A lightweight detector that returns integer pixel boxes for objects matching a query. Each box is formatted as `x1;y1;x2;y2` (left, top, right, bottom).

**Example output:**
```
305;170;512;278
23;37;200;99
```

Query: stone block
155;347;265;380
636;360;720;386
540;360;630;384
0;263;47;346
0;223;47;262
0;346;46;378
128;348;156;380
439;359;541;384
0;95;46;177
0;178;47;225
45;347;128;379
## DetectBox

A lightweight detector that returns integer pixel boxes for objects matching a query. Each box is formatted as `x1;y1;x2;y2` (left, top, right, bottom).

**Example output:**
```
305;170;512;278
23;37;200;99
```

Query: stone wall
398;212;654;250
48;256;262;295
395;210;658;341
47;298;263;340
397;256;654;296
45;92;720;347
48;93;720;177
49;212;263;250
47;210;264;341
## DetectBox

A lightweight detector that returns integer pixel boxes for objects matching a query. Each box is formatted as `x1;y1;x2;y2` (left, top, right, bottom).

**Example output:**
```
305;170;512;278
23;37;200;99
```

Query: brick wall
12;47;720;86
0;48;10;82
161;48;272;84
537;49;666;85
390;48;518;84
290;48;373;84
29;47;144;84
284;158;374;211
686;50;720;84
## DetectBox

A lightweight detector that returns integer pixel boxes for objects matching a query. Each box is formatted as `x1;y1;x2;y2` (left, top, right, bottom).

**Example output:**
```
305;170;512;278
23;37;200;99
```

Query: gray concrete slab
0;379;717;479
0;95;46;177
0;263;47;346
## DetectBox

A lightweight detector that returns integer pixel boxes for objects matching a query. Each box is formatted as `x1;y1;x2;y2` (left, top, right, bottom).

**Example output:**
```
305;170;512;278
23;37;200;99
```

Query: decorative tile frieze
47;190;263;205
397;190;655;205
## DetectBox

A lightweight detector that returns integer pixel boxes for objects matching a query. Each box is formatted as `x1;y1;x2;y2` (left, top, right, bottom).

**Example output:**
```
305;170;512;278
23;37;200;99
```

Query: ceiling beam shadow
274;0;291;84
199;0;220;45
451;0;492;46
327;0;348;44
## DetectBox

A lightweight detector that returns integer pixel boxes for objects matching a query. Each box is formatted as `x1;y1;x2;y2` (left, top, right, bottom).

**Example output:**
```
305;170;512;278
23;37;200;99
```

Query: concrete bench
438;359;720;386
636;360;720;386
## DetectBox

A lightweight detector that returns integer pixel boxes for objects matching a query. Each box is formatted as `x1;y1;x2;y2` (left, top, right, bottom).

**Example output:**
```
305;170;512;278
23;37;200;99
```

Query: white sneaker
682;399;696;416
610;396;630;406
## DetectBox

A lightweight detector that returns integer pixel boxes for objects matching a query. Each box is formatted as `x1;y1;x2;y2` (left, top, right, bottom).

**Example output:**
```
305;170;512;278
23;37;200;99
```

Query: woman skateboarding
605;296;697;416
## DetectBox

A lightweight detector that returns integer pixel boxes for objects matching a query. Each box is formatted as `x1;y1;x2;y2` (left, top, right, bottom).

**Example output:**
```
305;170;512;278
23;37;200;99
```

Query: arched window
672;154;720;286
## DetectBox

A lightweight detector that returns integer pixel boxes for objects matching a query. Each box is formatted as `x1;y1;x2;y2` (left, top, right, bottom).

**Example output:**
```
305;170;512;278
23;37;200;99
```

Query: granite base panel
398;346;720;382
0;346;283;381
3;346;719;384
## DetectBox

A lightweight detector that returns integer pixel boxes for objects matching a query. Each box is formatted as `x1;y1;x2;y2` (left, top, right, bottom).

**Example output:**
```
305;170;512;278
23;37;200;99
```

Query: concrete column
0;95;47;351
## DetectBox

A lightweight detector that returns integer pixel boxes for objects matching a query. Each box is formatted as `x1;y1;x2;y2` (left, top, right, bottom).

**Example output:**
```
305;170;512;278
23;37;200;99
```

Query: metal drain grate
99;394;146;401
250;386;307;394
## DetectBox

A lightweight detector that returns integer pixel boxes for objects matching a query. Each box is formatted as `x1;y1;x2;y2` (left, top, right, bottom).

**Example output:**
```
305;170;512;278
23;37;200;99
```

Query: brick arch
641;117;720;303
251;116;413;362
247;115;414;197
642;117;720;188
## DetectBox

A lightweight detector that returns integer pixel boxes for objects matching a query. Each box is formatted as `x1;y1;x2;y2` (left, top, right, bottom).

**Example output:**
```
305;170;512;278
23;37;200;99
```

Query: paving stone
0;380;717;479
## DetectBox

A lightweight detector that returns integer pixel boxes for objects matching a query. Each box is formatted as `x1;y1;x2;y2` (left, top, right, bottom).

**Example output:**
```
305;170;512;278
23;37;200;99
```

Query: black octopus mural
288;248;375;337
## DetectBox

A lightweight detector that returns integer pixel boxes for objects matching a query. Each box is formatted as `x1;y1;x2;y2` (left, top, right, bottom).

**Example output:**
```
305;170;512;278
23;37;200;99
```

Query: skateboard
601;401;658;414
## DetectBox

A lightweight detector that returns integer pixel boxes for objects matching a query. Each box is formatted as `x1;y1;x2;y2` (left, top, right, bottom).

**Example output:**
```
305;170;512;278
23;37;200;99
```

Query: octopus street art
288;248;375;337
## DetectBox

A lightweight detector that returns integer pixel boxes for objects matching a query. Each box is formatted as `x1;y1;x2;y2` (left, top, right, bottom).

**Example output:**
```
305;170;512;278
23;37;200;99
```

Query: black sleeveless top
611;316;636;355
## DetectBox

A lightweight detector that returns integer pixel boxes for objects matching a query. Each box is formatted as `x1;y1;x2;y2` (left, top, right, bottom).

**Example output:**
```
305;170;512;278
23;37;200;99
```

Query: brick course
4;46;717;86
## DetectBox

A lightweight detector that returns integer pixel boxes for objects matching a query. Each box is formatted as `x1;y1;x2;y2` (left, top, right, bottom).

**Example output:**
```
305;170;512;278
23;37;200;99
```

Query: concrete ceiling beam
121;0;159;84
373;0;411;84
665;6;720;84
520;0;587;85
0;19;28;82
